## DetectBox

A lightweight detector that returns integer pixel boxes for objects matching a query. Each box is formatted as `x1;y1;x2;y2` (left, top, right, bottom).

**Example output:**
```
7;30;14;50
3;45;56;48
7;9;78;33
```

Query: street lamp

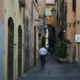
51;8;56;16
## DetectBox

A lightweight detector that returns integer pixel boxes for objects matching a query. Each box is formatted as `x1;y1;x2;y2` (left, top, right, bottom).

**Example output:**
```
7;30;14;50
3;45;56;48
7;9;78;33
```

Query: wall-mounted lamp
51;7;56;16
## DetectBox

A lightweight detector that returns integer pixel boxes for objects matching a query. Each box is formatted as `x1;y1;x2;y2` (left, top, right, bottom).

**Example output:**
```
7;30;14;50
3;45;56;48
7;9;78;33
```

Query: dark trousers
40;55;46;67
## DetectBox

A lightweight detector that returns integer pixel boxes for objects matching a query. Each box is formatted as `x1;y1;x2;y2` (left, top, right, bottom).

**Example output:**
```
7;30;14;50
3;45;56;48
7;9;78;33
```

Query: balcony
19;0;26;8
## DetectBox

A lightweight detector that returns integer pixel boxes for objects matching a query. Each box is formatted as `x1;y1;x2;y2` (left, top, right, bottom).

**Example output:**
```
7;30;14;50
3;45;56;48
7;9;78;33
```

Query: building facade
45;0;56;52
29;0;39;67
66;0;76;62
57;0;75;62
38;0;46;48
57;0;66;44
75;0;80;63
0;0;39;80
38;0;46;25
23;0;39;73
57;0;80;63
4;0;25;80
24;0;32;74
0;0;4;80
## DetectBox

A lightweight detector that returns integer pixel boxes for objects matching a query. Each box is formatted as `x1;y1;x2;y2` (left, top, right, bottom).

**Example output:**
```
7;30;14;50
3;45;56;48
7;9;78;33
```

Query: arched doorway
7;17;14;80
47;25;56;53
18;25;22;77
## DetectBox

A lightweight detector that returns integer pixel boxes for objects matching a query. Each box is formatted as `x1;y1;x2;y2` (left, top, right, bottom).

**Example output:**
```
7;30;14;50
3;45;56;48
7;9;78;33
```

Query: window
72;0;76;12
45;8;51;16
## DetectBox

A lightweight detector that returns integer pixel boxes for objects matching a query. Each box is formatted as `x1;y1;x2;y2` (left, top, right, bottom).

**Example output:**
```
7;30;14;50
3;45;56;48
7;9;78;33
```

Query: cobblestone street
19;55;80;80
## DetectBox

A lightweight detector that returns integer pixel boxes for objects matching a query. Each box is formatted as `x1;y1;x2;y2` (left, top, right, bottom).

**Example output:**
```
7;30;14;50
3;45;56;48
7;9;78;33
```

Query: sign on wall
75;34;80;42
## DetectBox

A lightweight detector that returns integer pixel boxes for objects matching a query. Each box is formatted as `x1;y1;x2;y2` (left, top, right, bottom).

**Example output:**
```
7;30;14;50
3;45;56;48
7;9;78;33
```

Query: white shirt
39;47;47;55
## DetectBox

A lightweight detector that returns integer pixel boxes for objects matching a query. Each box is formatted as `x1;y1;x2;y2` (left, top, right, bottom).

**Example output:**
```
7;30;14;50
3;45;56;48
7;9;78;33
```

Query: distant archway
7;17;14;80
18;25;22;77
47;25;56;53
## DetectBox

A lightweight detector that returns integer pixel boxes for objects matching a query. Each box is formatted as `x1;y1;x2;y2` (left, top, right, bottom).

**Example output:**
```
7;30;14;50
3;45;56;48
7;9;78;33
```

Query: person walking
39;45;48;68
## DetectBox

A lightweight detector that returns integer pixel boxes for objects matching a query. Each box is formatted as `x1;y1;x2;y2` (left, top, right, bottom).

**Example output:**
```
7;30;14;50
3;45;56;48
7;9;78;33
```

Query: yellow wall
4;0;24;80
24;0;39;68
0;0;4;22
3;0;39;80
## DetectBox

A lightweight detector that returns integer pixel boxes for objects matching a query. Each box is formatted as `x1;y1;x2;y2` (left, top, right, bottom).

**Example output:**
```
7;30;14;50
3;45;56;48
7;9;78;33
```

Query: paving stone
18;55;80;80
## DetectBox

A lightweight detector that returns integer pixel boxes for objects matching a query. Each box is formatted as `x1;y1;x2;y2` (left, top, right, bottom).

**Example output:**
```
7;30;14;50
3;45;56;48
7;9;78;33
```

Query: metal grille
7;17;14;80
18;26;22;77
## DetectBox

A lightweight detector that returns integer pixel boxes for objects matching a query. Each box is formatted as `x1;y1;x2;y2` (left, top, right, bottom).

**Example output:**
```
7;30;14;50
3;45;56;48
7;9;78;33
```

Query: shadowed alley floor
19;55;80;80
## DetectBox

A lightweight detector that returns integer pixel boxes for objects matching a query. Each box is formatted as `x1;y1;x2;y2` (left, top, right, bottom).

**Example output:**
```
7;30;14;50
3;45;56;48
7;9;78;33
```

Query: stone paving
19;55;80;80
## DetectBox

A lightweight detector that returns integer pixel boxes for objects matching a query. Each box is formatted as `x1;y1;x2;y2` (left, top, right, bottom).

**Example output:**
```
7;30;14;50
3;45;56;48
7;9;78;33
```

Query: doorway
7;17;14;80
47;25;56;53
18;25;22;77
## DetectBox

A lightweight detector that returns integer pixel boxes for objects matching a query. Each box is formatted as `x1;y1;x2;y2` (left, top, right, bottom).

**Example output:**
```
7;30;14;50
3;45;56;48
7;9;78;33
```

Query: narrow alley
1;0;80;80
19;54;80;80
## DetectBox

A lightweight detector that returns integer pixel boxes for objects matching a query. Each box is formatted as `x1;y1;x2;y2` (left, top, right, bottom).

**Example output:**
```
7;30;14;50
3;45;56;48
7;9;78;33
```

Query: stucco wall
4;0;24;80
0;21;4;80
38;0;46;25
76;0;80;62
66;0;76;62
29;1;39;67
0;0;4;79
0;0;4;22
38;0;46;15
45;4;56;27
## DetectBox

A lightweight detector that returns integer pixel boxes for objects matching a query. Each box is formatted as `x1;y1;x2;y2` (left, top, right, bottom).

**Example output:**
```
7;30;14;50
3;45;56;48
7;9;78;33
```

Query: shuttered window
72;0;76;12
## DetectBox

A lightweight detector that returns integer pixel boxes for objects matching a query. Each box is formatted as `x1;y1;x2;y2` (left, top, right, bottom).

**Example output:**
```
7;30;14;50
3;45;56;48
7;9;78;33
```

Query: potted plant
54;38;71;63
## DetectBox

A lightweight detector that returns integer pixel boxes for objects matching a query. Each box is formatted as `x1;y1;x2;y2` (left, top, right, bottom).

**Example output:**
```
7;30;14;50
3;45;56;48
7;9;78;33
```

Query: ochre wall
4;0;24;80
0;0;4;22
66;0;76;62
46;15;56;28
